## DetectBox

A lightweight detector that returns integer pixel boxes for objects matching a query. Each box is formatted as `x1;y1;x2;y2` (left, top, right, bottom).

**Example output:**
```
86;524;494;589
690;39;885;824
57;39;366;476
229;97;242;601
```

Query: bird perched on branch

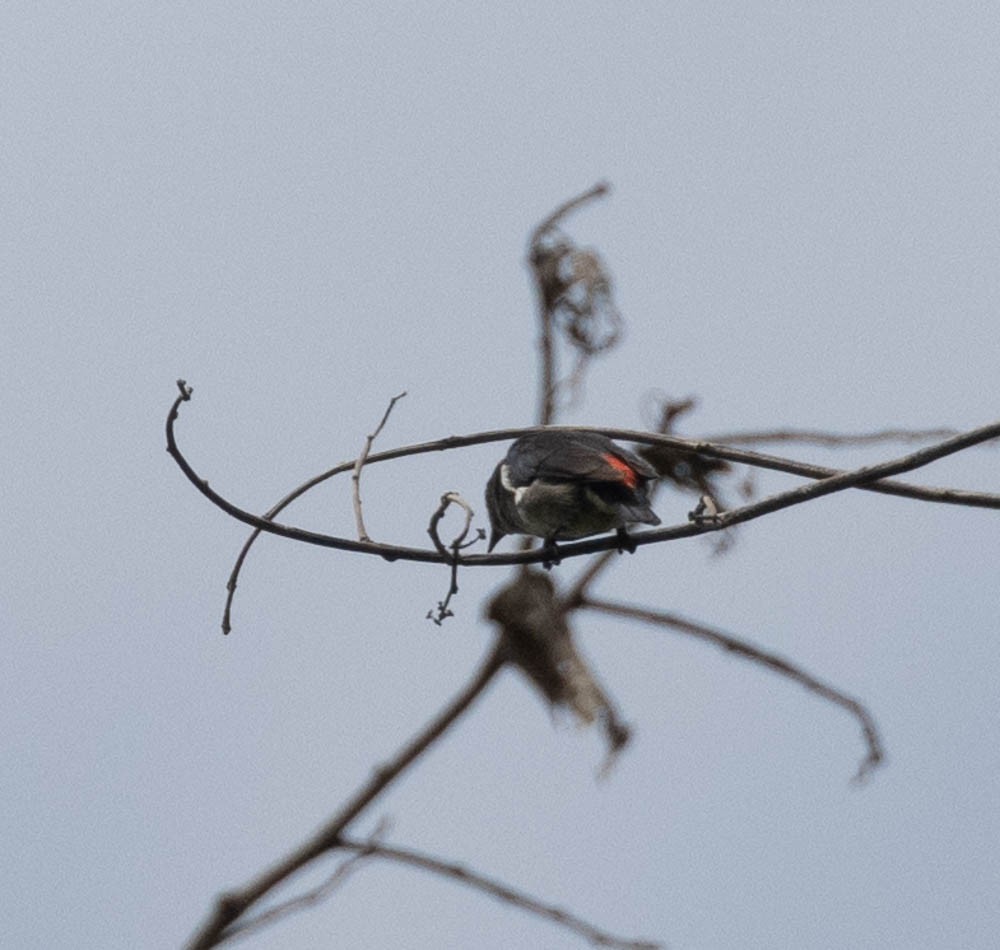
485;430;661;559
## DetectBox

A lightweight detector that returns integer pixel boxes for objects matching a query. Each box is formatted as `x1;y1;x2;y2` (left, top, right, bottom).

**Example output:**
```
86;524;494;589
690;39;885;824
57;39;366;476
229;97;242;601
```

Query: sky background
4;3;999;949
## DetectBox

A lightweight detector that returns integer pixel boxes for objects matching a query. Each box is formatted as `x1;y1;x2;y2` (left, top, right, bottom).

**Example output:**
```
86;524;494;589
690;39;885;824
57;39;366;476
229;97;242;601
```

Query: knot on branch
486;570;629;766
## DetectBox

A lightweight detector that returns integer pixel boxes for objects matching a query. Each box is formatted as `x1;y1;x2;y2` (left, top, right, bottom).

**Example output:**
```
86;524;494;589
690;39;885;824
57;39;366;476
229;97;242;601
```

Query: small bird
485;430;661;557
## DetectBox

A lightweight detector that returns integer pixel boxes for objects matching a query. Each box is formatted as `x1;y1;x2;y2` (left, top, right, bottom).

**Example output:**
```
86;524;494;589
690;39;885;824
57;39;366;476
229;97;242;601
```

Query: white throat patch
499;464;528;504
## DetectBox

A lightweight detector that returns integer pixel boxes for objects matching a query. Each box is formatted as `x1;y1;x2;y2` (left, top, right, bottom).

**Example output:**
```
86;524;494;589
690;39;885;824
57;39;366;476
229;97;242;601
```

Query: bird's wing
507;433;657;486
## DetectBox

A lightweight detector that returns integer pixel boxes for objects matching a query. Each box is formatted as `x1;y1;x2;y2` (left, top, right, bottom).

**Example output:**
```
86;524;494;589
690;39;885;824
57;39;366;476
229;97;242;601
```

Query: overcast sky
4;4;999;949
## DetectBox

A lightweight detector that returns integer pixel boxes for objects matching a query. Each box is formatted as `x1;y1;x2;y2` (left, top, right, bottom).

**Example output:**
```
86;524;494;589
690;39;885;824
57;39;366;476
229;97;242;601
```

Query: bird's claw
615;527;637;554
541;539;562;570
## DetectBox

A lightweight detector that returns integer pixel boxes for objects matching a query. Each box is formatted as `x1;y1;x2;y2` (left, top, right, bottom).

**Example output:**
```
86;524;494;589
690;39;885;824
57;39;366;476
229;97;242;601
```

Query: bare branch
581;597;883;782
352;391;407;541
338;836;661;950
166;390;1000;580
675;418;1000;525
223;848;375;943
226;818;662;948
224;818;393;943
642;394;962;451
706;426;962;448
184;646;506;949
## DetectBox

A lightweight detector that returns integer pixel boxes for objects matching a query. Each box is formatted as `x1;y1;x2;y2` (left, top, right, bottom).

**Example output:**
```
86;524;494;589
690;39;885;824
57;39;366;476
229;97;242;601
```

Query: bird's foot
616;527;637;554
541;539;562;570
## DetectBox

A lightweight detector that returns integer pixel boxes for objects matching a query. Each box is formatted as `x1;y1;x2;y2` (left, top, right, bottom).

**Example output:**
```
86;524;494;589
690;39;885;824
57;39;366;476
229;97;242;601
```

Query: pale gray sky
4;4;999;948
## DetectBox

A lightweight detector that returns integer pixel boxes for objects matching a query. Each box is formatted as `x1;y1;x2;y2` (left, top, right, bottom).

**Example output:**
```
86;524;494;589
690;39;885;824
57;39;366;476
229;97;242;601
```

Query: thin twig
223;817;393;943
528;181;611;253
529;182;611;425
184;646;506;949
706;426;961;447
337;837;661;950
352;391;407;541
582;597;883;782
220;392;406;632
223;848;375;943
427;491;482;624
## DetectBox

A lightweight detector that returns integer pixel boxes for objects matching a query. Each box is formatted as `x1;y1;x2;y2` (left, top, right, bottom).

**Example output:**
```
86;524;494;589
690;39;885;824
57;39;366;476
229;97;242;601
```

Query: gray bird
485;430;660;555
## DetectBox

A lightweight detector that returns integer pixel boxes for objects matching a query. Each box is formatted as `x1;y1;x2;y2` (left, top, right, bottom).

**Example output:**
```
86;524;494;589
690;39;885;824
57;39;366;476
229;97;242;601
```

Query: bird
485;430;660;559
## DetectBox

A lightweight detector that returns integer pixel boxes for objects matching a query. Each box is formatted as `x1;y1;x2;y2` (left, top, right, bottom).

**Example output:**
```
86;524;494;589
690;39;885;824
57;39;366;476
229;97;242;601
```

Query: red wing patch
602;452;637;488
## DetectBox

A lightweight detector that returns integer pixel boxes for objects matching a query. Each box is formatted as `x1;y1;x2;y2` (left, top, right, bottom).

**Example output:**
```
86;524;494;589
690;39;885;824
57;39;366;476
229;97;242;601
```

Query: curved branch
167;388;1000;572
581;597;883;782
528;180;611;252
185;645;506;949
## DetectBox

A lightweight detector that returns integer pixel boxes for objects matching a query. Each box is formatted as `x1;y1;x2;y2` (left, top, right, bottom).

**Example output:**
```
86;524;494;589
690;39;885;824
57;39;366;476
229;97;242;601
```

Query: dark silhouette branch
674;430;1000;509
228;824;661;950
668;419;1000;527
223;845;378;942
185;645;506;949
166;385;1000;577
580;597;883;782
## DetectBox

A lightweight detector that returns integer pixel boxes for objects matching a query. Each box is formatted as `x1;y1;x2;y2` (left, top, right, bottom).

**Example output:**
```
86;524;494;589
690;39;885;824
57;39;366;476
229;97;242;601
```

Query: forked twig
224;817;393;942
185;646;506;949
223;847;376;943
